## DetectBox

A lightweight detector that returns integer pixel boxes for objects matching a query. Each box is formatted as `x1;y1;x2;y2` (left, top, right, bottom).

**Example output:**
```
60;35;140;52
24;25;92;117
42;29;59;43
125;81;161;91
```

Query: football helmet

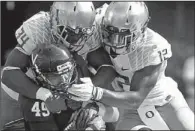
31;44;78;95
50;2;96;52
101;2;150;54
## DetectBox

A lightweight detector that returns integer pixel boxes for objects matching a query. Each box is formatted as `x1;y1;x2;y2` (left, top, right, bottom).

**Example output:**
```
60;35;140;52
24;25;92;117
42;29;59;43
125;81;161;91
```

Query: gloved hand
69;102;99;130
67;77;104;101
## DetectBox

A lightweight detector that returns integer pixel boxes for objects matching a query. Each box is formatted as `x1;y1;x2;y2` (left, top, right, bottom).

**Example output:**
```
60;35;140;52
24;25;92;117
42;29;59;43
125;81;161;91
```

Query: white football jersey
15;11;101;60
106;28;172;92
108;28;180;130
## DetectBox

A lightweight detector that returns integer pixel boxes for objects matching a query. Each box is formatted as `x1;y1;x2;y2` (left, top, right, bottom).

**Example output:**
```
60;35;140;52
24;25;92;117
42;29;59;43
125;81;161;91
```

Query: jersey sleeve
129;29;172;71
15;12;52;55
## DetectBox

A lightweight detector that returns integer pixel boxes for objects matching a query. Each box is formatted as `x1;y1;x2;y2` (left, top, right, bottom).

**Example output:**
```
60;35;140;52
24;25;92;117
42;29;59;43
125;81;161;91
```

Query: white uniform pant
115;78;194;130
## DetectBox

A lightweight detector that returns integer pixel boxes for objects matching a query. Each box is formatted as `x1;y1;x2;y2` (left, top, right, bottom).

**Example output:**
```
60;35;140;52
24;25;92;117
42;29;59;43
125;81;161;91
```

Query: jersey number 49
31;102;50;117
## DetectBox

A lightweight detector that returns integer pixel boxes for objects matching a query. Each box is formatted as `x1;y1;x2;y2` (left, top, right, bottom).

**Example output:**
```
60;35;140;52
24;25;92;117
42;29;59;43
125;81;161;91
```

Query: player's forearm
2;48;52;101
99;89;144;109
92;66;117;89
2;69;50;100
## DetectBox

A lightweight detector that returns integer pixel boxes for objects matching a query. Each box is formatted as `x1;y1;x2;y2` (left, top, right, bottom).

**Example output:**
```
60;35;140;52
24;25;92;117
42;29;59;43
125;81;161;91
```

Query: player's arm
98;62;165;109
68;62;165;109
1;46;51;101
87;47;117;89
2;22;52;101
86;4;116;89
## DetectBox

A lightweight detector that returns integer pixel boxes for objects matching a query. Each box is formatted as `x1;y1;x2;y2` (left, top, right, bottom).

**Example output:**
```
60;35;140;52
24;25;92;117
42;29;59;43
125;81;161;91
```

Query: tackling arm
68;62;165;109
99;62;165;109
1;47;51;101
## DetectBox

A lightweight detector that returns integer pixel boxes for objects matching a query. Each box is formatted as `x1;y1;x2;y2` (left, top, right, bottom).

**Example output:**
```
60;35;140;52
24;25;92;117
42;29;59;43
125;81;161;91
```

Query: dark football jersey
18;52;90;131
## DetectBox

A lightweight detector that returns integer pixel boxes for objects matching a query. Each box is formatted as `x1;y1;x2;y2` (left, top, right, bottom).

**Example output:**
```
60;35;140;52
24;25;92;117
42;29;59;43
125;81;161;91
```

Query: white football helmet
101;2;150;54
50;2;96;51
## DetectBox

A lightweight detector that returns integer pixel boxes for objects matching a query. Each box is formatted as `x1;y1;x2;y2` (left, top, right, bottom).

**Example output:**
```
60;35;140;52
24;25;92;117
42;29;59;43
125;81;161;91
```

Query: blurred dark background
1;1;194;129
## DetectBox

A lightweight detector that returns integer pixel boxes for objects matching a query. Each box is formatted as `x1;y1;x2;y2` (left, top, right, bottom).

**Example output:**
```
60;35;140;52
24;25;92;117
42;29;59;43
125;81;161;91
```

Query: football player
2;44;119;131
67;2;195;130
1;1;115;114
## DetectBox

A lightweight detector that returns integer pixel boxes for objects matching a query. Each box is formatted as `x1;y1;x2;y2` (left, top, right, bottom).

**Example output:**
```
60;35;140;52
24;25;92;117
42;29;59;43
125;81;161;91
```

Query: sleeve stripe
15;47;30;56
96;64;115;72
2;66;21;71
1;82;19;101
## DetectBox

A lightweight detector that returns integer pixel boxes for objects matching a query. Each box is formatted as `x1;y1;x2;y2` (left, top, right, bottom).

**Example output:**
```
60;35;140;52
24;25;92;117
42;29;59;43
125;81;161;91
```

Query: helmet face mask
50;2;96;51
52;25;94;51
101;25;138;49
101;2;150;55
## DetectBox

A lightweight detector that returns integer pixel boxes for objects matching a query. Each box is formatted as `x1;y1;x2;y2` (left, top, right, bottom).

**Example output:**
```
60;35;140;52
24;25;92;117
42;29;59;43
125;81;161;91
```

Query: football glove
68;77;103;101
70;102;99;130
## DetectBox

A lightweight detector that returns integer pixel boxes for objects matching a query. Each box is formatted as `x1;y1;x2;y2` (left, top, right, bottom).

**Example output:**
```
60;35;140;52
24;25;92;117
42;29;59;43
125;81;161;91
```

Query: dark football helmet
31;44;78;96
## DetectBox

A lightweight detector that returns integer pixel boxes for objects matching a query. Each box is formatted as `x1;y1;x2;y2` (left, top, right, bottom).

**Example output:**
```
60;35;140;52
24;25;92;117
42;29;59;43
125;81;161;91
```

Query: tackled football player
3;44;116;130
1;2;118;131
67;2;195;130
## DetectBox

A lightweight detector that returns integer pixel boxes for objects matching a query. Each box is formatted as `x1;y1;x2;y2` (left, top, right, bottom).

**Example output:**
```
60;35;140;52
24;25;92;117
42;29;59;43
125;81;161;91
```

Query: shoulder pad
127;28;172;71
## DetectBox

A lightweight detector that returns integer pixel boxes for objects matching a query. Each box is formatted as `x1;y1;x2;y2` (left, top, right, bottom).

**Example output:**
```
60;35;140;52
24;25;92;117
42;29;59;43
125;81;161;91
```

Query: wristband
92;86;103;101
